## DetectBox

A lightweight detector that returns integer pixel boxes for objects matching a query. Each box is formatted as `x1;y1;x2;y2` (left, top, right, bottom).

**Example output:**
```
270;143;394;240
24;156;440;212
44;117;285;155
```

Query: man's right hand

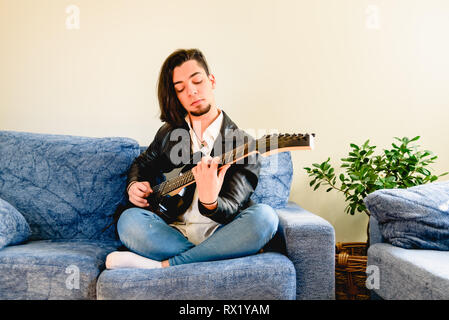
128;181;152;208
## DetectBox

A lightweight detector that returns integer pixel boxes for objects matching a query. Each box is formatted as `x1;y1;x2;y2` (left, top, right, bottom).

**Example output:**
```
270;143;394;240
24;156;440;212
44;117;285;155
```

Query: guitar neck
154;133;314;197
155;144;253;197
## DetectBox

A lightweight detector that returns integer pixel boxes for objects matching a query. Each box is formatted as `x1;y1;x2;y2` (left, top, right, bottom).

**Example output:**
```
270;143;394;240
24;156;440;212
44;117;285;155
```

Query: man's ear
209;74;216;89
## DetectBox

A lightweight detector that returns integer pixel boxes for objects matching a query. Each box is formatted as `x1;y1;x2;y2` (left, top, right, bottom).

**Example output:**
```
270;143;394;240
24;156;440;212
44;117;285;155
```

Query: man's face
173;59;216;117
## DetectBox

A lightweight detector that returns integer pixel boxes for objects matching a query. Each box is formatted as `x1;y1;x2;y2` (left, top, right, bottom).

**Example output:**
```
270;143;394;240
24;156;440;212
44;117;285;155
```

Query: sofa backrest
0;131;140;241
0;131;293;241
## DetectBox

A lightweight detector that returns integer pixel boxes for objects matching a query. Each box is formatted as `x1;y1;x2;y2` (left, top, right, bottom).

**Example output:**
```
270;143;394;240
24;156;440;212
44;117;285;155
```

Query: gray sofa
0;130;335;300
367;182;449;300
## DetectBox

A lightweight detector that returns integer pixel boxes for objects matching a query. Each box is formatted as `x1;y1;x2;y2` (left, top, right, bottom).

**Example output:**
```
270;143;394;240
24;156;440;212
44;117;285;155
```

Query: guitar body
146;163;196;224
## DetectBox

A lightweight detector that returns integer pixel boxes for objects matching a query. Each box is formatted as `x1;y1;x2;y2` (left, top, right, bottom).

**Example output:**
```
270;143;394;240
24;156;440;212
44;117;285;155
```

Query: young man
106;49;278;269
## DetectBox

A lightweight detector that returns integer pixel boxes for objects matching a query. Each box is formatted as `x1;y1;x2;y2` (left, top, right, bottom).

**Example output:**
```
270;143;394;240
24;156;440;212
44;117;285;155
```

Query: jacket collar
180;109;239;159
210;110;239;158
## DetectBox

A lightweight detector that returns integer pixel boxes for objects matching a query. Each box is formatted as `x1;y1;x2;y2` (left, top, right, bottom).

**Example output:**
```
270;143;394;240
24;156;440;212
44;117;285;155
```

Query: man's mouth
191;99;203;106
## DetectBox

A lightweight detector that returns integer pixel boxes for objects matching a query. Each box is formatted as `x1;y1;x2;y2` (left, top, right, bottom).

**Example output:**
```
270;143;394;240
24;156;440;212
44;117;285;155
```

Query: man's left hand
192;155;231;206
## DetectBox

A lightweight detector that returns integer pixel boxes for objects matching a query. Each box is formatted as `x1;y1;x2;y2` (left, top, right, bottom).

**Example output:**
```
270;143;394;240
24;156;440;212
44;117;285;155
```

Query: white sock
105;251;162;270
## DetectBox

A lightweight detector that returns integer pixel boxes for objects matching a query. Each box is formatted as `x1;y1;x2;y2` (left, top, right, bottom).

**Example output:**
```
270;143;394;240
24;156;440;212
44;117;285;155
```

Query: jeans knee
117;208;152;244
247;203;279;240
117;208;136;237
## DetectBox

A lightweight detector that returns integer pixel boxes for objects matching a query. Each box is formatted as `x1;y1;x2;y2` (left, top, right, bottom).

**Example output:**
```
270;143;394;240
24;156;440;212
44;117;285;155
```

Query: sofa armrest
275;201;335;300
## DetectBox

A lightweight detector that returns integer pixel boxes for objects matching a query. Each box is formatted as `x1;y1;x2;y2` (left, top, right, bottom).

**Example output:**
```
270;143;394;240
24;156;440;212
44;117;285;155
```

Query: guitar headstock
256;133;315;156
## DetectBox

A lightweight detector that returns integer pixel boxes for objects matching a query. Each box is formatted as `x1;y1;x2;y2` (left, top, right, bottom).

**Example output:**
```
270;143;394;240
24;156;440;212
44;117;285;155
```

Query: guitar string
161;142;249;195
161;135;279;194
162;137;262;194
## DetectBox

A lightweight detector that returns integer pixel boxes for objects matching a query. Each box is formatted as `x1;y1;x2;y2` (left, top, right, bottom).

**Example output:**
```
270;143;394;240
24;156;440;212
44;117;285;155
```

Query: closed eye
175;79;203;93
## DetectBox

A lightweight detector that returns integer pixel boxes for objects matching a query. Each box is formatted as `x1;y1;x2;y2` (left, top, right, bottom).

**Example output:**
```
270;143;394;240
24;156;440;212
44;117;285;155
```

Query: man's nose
187;84;198;96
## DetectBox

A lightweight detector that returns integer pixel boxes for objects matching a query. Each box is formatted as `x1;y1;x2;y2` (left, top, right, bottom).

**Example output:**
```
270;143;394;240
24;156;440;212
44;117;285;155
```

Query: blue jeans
117;203;279;266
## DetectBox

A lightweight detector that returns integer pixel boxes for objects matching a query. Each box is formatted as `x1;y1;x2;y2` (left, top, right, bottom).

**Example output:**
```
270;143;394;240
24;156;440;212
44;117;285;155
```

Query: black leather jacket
126;110;261;225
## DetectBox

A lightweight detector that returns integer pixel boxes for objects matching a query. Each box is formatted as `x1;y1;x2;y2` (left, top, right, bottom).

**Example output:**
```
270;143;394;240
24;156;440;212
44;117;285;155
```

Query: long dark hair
157;48;211;128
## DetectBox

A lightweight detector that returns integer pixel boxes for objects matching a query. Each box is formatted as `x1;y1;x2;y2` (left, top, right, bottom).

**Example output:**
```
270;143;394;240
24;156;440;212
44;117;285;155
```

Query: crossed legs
105;203;278;269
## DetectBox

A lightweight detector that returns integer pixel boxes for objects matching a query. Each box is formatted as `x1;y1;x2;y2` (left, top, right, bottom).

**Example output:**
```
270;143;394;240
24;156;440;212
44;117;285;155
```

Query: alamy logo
365;5;381;30
65;264;80;290
168;127;280;168
365;264;380;290
66;5;80;30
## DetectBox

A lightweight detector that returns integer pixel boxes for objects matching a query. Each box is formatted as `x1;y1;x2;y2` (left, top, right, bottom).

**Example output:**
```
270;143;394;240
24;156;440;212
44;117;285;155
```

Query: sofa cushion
0;239;121;299
0;130;141;241
0;198;31;249
96;252;296;300
251;152;293;208
368;243;449;299
364;181;449;250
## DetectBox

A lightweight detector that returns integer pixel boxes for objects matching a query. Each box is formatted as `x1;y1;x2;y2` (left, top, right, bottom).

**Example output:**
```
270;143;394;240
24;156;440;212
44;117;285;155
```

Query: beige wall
1;0;448;242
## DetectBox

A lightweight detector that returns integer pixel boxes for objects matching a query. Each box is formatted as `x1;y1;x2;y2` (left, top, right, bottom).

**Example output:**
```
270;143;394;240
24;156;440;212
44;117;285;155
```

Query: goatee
190;103;211;117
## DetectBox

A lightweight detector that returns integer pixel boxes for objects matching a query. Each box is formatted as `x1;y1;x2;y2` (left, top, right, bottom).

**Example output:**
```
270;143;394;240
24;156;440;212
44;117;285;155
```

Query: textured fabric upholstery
368;200;449;300
97;252;296;300
0;130;140;240
368;243;449;299
365;181;449;250
0;198;31;249
0;239;121;299
275;202;335;300
251;152;293;209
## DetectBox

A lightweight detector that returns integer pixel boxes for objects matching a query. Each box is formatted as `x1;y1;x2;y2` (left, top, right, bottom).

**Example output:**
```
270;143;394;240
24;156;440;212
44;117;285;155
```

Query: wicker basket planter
335;242;369;300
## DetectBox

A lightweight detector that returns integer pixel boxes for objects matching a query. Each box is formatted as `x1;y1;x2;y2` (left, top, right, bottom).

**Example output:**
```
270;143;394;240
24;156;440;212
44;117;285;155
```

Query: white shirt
169;110;224;245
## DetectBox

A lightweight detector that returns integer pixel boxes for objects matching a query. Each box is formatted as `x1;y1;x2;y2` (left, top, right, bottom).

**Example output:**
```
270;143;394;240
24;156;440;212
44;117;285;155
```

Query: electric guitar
145;133;315;223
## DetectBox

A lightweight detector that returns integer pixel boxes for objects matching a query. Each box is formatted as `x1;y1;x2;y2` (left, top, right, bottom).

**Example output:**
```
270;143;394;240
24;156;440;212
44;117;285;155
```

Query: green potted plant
304;136;448;241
